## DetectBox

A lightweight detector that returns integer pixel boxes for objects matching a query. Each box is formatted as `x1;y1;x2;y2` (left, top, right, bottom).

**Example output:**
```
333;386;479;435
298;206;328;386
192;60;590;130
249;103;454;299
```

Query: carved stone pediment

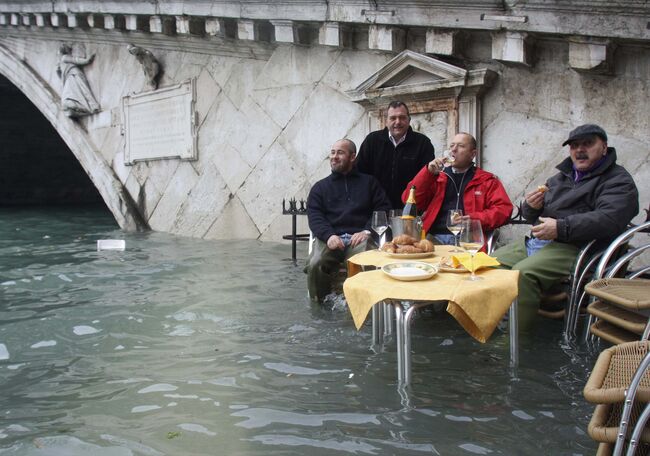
346;50;470;106
346;50;497;164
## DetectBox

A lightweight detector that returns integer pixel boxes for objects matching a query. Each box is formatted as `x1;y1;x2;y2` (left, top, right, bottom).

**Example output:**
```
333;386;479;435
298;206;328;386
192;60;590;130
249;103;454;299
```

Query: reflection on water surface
0;207;597;455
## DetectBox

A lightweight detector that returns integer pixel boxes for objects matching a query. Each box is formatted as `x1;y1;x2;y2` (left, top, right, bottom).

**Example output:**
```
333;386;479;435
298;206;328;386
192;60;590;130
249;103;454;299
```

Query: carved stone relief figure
127;44;161;90
56;44;101;118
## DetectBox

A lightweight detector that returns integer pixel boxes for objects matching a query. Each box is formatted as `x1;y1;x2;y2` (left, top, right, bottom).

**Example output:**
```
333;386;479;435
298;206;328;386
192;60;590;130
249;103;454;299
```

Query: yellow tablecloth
343;268;519;343
346;245;457;276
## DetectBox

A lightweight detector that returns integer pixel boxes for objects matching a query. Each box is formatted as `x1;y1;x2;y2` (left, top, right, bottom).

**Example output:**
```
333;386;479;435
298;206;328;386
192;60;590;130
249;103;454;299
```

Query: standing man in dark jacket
356;101;435;209
493;124;639;332
306;139;391;302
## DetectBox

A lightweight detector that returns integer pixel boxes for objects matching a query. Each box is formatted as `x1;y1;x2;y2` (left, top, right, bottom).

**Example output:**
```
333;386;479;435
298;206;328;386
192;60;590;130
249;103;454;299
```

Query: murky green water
0;206;599;455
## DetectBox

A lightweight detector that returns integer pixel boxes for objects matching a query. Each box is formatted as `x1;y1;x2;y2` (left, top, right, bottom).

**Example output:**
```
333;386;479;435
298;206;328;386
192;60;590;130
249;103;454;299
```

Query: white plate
438;265;469;273
385;251;434;259
382;262;438;281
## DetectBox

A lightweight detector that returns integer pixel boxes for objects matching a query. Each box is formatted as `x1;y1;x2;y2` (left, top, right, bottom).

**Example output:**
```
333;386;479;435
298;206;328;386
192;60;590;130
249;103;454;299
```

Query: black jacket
307;169;391;242
356;127;435;209
523;148;639;247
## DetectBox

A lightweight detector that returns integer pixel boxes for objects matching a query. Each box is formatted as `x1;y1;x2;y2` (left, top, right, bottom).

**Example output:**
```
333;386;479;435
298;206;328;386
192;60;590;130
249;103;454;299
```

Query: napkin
451;252;500;272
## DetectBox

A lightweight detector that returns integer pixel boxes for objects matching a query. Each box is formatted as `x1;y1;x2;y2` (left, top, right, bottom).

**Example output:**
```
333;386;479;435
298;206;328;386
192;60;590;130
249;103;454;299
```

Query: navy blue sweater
307;169;391;242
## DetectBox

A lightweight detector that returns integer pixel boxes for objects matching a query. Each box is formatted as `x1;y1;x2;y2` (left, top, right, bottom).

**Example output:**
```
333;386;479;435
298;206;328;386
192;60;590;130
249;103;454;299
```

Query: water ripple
232;408;380;429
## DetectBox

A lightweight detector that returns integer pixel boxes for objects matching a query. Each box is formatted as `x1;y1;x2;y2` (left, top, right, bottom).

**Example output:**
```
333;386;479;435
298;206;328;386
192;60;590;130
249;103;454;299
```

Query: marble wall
0;28;647;243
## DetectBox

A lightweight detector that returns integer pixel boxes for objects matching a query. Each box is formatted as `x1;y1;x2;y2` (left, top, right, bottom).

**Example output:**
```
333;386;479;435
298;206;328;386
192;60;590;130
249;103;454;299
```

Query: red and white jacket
402;166;513;235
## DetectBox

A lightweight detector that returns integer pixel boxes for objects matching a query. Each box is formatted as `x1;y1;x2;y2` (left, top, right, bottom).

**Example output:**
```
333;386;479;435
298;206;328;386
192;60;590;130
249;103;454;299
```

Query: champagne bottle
402;185;417;220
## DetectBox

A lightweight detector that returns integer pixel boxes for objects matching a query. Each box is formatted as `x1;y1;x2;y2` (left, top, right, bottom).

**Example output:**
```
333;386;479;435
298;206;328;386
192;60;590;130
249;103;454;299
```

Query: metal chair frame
487;226;606;341
624;402;650;456
594;222;650;281
612;348;650;456
563;240;602;339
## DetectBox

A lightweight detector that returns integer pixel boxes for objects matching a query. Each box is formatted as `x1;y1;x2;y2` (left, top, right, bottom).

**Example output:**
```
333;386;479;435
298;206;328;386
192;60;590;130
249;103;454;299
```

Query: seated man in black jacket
493;124;639;332
306;138;391;302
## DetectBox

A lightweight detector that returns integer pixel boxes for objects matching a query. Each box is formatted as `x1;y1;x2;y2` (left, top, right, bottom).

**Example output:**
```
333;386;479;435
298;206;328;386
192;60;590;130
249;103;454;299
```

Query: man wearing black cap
493;124;639;332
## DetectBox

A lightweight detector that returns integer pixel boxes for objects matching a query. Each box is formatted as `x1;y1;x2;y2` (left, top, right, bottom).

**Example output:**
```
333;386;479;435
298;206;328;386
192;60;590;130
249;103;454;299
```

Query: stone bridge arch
0;44;147;231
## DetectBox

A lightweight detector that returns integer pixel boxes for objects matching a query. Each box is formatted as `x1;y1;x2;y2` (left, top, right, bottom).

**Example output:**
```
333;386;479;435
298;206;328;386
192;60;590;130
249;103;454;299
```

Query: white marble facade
0;2;648;243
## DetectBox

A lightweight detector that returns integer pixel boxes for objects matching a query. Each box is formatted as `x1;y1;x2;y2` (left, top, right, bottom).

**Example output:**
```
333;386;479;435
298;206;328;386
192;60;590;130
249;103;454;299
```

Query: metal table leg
372;303;384;346
386;299;518;387
509;298;519;368
394;305;405;385
383;302;393;336
403;303;418;386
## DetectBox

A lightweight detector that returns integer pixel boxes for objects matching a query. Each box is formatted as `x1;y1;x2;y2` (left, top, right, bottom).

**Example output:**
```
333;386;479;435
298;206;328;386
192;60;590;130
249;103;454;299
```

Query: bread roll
414;239;434;253
396;245;423;254
392;234;418;245
380;242;397;253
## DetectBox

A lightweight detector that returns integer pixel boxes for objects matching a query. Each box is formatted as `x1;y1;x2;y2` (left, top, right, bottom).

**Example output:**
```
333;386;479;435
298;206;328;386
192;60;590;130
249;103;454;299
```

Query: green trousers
492;240;579;332
305;238;371;302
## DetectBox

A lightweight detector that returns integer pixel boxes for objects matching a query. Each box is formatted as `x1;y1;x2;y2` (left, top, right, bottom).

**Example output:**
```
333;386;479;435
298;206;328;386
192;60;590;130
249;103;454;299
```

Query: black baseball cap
562;124;608;146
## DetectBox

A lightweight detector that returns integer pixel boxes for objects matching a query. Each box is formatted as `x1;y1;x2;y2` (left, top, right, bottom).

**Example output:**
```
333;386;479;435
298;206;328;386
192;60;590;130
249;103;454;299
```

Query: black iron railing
282;198;309;261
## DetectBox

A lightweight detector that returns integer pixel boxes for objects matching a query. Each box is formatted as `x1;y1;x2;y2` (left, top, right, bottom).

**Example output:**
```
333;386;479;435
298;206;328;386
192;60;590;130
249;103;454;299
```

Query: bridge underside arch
0;74;106;206
0;44;147;231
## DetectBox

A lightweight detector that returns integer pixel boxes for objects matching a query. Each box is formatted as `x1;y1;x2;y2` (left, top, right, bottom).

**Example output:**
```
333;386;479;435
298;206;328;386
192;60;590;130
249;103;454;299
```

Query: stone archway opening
0;74;108;208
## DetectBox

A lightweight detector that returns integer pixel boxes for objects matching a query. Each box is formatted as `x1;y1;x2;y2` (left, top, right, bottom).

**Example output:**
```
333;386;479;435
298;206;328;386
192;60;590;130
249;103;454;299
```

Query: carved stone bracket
346;50;496;164
568;36;614;74
491;31;534;66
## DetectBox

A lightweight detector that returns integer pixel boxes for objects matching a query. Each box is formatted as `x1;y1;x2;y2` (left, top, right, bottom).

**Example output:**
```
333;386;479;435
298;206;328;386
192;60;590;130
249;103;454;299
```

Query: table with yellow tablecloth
344;248;520;386
346;245;457;276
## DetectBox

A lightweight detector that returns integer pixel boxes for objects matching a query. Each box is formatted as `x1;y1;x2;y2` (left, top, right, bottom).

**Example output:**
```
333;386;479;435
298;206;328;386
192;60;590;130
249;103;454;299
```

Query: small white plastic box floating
97;239;126;251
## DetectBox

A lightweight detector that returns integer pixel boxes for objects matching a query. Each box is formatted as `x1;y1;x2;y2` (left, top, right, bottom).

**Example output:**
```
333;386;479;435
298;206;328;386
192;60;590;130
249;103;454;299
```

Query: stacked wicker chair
584;341;650;455
587;279;650;344
583;221;650;344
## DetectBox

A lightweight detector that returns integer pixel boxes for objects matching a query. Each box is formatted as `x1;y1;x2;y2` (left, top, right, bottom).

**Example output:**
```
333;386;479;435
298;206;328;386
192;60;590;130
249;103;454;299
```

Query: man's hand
349;231;370;248
427;158;445;176
327;235;345;250
525;188;545;210
531;217;558;240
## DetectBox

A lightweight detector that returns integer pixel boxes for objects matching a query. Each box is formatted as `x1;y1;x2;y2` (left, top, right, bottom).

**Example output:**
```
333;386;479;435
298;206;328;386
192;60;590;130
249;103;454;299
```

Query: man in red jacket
402;132;513;245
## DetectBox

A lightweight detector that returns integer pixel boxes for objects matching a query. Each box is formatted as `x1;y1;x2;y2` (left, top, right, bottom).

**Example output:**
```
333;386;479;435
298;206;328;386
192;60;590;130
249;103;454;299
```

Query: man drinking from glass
402;132;513;246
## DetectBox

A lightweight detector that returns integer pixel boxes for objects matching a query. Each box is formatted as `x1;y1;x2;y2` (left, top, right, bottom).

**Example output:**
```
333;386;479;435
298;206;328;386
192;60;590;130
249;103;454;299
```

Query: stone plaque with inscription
123;79;197;164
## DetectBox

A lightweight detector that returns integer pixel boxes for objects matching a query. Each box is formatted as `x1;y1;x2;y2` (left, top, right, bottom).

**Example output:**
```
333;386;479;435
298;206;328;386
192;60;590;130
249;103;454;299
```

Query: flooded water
0;206;600;455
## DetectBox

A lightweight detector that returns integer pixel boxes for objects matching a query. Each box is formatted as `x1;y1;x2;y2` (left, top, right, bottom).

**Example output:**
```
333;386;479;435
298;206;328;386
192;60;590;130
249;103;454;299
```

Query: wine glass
371;211;389;247
459;219;484;281
442;149;455;167
446;209;464;252
389;209;401;219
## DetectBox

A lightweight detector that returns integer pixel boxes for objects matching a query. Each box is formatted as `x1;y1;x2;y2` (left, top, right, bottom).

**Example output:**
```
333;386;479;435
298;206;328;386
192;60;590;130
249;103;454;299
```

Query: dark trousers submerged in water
305;237;373;302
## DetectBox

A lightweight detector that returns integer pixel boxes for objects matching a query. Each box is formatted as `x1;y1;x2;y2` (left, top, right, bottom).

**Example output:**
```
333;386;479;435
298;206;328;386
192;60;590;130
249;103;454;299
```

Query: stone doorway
347;50;496;164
